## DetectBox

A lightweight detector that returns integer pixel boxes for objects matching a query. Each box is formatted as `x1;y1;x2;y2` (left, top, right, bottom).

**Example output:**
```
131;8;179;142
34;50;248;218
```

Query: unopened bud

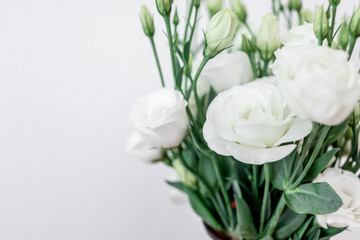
173;8;179;26
206;0;223;17
241;34;254;53
231;0;247;22
156;0;172;16
329;0;341;6
194;0;201;8
345;126;354;140
301;9;314;23
205;8;237;57
256;14;280;60
338;22;350;50
289;0;302;12
140;5;155;37
349;6;360;38
314;6;329;41
173;159;197;189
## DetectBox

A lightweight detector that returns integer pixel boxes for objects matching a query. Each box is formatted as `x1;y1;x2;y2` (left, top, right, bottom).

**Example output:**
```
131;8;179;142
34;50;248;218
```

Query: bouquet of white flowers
128;0;360;239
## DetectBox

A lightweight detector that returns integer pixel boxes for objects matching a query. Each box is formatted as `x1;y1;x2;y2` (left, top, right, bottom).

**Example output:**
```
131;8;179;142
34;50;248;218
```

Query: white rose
272;45;360;126
126;131;163;162
199;51;253;93
281;24;317;47
314;168;360;228
203;77;312;165
129;88;189;148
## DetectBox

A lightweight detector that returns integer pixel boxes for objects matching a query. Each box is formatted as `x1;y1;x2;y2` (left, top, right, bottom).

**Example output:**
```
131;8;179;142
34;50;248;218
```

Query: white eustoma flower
281;24;317;47
203;77;312;165
272;45;360;126
126;131;163;162
129;88;188;148
314;168;360;228
200;51;253;93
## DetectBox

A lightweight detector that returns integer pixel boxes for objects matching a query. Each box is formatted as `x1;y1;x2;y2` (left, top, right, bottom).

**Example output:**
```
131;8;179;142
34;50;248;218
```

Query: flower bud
231;0;247;22
206;0;223;17
289;0;302;12
140;5;155;37
301;9;314;23
205;8;237;57
329;0;341;6
314;6;329;41
338;22;349;50
156;0;172;16
256;14;280;60
194;0;201;8
173;159;197;189
345;126;354;140
173;8;179;26
241;34;254;54
349;6;360;38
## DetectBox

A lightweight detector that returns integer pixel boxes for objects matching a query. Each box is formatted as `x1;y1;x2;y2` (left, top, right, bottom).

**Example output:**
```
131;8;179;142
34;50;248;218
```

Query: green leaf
305;229;320;240
234;195;258;239
175;67;184;92
166;181;187;193
183;41;191;63
185;184;224;231
198;156;217;191
295;216;313;239
174;55;181;74
324;118;349;145
274;207;307;239
181;147;197;170
319;226;347;240
304;148;340;182
285;182;343;215
269;151;295;190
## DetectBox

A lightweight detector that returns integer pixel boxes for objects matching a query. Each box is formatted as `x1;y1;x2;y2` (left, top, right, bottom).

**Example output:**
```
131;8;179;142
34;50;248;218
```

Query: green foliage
234;195;258;239
284;182;343;215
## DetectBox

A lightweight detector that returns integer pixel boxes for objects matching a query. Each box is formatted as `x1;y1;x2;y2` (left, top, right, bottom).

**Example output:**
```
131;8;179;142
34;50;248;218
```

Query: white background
0;0;359;239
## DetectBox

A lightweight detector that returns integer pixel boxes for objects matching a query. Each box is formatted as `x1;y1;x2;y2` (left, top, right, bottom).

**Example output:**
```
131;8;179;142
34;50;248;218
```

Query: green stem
150;37;165;87
289;123;320;184
211;155;234;230
262;59;269;77
164;16;177;81
248;53;258;78
259;164;270;234
290;125;331;188
328;5;337;46
189;57;211;122
263;194;286;236
183;0;194;46
251;165;261;206
188;7;199;49
348;37;357;60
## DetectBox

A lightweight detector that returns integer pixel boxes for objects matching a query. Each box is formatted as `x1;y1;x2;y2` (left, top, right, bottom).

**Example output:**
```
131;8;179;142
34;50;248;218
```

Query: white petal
224;142;296;165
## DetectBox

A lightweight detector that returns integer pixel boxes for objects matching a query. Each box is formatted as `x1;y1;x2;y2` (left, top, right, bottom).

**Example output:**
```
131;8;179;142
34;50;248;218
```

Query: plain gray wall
0;0;359;239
